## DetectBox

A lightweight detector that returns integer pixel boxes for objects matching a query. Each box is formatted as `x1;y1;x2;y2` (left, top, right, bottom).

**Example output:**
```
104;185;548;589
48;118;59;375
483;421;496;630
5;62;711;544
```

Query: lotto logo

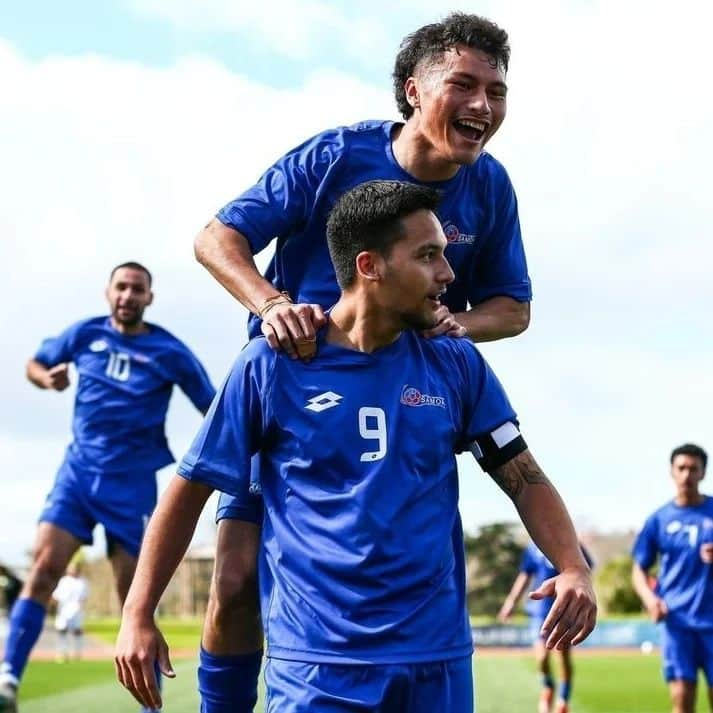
305;391;343;413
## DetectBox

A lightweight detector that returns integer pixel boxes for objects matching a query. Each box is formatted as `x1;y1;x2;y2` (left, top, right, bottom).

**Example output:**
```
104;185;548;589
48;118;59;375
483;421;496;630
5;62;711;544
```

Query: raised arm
456;296;530;341
194;219;326;359
488;449;596;648
26;359;70;391
115;476;213;710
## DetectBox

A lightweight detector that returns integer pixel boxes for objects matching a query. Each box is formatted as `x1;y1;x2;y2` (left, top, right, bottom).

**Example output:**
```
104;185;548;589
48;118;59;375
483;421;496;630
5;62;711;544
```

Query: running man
193;13;532;711
499;542;594;713
0;262;215;712
632;443;713;713
116;181;596;712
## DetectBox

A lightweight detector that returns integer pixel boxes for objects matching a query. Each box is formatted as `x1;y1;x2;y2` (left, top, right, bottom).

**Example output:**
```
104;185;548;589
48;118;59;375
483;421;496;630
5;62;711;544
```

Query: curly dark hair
393;13;510;120
326;180;441;289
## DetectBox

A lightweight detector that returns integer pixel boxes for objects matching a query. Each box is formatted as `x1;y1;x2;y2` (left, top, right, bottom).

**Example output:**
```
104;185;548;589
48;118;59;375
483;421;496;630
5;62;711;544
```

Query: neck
392;121;461;182
327;294;403;353
674;491;704;507
110;317;148;336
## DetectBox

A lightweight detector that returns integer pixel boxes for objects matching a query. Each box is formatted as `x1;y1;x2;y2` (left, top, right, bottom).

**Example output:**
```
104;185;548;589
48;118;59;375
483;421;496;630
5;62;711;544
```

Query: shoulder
306;120;390;154
468;151;514;192
232;336;279;381
419;334;485;369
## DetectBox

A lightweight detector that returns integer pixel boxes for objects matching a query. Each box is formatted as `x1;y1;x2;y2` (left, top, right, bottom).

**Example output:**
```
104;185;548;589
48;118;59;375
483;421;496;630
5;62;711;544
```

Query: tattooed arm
488;449;597;648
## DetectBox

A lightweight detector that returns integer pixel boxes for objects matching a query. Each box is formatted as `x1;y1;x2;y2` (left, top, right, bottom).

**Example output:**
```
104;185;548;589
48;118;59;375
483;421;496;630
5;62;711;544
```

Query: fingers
115;650;160;710
528;577;556;601
157;640;176;679
421;307;465;339
261;304;324;361
540;584;597;650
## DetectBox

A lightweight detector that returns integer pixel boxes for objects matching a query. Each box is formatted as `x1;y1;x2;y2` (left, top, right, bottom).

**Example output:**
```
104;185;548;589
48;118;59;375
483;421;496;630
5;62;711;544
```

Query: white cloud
1;0;713;563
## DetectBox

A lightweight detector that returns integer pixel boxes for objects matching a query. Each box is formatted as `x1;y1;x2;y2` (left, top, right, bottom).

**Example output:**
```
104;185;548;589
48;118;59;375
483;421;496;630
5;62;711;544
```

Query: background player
51;558;89;662
632;443;713;713
192;13;532;711
499;542;594;713
0;262;215;713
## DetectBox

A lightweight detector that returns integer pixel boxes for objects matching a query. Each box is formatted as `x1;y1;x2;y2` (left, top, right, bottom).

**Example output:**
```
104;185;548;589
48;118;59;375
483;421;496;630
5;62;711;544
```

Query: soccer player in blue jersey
192;13;532;711
0;262;215;713
632;443;713;713
499;542;594;713
115;181;595;712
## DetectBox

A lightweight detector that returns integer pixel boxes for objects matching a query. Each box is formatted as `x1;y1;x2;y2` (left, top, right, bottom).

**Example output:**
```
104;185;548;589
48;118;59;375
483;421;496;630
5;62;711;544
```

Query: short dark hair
326;180;441;289
110;261;152;286
670;443;708;470
393;12;511;120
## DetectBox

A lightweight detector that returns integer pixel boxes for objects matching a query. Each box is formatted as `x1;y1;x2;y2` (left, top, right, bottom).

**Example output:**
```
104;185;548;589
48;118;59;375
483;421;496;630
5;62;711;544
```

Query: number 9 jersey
178;329;525;665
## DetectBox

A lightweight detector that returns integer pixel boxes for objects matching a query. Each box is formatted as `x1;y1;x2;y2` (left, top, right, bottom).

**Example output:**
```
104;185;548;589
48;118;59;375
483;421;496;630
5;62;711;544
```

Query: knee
26;550;65;600
211;561;259;613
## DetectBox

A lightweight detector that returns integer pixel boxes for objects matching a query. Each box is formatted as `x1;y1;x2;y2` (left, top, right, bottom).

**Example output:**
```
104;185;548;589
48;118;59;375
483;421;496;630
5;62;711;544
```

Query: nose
438;255;455;286
469;87;491;117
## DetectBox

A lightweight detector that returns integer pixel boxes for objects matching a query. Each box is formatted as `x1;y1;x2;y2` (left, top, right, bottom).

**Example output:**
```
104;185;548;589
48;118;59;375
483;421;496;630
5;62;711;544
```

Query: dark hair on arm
393;12;510;120
110;261;153;286
326;180;441;289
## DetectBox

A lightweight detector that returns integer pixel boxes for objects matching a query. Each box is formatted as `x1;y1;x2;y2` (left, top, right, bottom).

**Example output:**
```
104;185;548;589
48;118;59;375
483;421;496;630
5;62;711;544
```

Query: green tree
464;522;523;616
595;554;642;614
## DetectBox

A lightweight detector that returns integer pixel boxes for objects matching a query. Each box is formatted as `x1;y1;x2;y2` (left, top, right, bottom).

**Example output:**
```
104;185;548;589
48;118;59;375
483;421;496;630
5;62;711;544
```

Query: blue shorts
264;656;474;713
661;620;713;685
39;456;157;558
215;491;263;525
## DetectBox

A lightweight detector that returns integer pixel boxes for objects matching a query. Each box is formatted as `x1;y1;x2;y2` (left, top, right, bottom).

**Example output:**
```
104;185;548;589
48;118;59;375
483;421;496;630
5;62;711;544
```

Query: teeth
457;119;486;131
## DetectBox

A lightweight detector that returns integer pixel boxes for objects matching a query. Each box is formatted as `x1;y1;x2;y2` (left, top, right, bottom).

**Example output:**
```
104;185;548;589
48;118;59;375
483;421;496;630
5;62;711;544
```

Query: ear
146;290;154;307
355;251;383;283
404;77;420;110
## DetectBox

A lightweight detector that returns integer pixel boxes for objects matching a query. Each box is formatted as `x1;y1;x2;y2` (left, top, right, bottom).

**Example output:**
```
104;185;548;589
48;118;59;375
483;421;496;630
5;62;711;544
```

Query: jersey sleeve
519;546;537;575
455;341;528;472
468;160;532;306
177;340;273;497
34;321;84;367
173;345;216;413
216;128;346;254
632;515;659;570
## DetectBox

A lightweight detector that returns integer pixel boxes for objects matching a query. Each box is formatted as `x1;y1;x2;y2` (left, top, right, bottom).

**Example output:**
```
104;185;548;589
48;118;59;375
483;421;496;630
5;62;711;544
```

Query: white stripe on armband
491;421;520;448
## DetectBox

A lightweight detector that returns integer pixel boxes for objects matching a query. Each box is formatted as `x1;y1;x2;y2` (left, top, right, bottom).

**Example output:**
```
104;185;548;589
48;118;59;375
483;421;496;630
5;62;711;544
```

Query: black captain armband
469;422;528;472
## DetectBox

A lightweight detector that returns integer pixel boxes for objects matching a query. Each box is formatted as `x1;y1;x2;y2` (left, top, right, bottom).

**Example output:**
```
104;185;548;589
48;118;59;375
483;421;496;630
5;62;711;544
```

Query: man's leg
199;518;262;713
661;621;698;713
669;680;696;713
0;523;81;708
554;647;573;713
534;638;554;713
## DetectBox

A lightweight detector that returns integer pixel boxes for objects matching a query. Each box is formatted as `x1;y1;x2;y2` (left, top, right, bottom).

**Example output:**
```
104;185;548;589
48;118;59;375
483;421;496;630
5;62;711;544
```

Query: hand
45;364;70;391
115;616;175;711
530;567;597;650
700;543;713;564
261;302;328;361
421;305;466;339
643;594;668;622
497;600;514;623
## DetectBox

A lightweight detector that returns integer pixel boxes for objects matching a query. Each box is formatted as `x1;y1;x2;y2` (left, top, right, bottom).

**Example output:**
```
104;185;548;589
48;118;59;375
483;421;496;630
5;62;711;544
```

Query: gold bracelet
258;291;293;319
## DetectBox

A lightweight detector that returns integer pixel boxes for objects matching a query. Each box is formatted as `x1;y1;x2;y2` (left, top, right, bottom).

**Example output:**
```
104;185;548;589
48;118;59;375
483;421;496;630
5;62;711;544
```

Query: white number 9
358;407;387;462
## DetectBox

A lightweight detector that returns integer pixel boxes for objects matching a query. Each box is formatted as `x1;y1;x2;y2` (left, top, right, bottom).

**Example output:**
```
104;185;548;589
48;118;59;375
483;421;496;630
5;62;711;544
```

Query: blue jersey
633;497;713;629
217;120;531;338
35;316;215;474
520;544;594;619
179;329;523;664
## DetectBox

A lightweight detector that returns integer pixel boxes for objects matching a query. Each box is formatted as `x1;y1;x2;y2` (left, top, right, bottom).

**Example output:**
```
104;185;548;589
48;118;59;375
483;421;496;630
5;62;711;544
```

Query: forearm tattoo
489;450;551;502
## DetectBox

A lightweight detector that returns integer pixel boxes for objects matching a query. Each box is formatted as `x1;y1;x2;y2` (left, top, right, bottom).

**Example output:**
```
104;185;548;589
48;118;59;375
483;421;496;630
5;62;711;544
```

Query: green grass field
19;620;711;712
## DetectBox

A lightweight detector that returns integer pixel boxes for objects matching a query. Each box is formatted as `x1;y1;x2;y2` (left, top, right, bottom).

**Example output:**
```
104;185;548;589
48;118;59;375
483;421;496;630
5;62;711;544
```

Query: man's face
106;267;153;327
670;454;706;497
378;210;455;331
408;45;507;165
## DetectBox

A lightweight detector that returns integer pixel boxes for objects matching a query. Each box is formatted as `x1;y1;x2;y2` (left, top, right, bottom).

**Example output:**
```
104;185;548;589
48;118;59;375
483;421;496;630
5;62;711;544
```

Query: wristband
258;291;292;319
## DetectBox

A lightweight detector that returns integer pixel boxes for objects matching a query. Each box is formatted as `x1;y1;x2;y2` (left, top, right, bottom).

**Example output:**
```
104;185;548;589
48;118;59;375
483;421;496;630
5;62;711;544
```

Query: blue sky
1;0;712;566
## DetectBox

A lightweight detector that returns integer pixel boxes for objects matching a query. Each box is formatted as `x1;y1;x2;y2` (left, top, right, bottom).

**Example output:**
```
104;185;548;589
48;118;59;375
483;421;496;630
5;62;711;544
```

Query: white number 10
358;407;387;462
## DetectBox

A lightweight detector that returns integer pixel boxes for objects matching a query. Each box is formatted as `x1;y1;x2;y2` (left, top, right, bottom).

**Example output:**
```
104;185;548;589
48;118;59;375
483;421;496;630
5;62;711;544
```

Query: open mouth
453;118;487;143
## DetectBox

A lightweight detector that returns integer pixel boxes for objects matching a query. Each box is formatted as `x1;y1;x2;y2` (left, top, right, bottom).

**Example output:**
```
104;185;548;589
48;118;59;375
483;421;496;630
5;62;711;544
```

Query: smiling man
116;182;594;713
190;13;533;713
0;262;215;713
